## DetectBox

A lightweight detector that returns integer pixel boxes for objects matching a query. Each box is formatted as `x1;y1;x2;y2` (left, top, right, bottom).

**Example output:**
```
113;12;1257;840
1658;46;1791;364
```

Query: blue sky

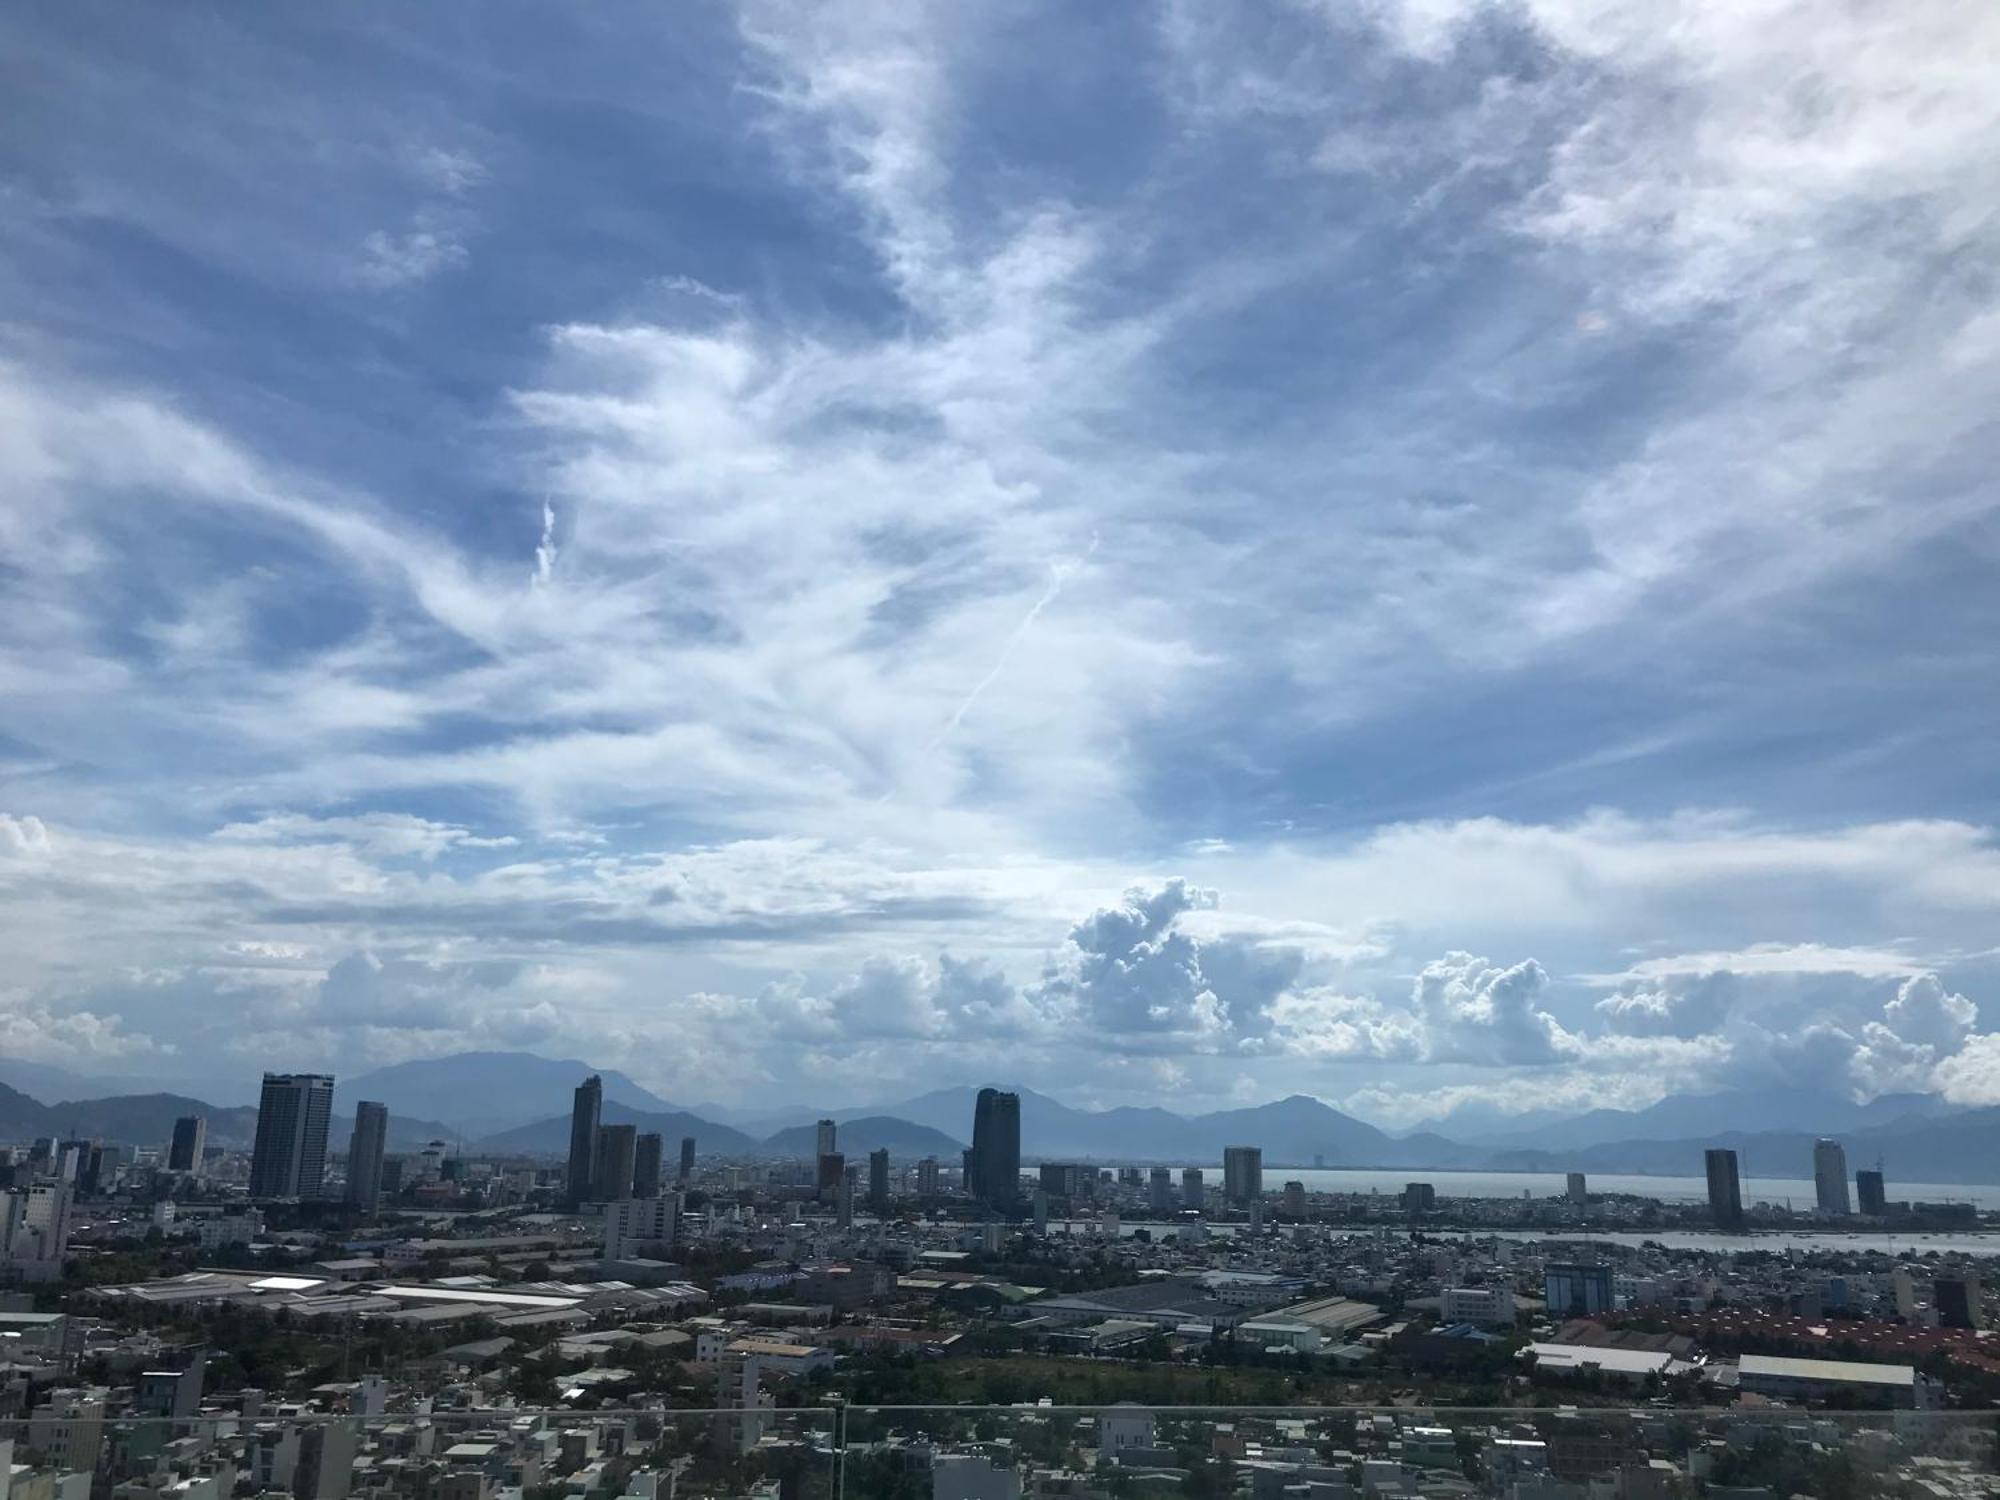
3;0;1999;1121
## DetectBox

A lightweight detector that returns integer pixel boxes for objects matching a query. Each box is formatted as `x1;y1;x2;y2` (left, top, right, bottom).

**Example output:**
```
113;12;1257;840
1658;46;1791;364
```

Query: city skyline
3;3;1999;1127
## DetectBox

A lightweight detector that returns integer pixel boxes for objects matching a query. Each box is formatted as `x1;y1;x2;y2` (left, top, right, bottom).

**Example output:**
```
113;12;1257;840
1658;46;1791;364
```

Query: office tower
1038;1162;1085;1199
816;1119;837;1158
836;1172;854;1229
1282;1180;1306;1217
597;1124;637;1201
1856;1168;1887;1216
1402;1181;1436;1214
817;1151;846;1195
1182;1167;1204;1212
1813;1138;1852;1215
634;1133;664;1198
1545;1263;1615;1318
566;1075;603;1206
678;1135;697;1184
969;1088;1021;1206
1705;1147;1745;1230
868;1148;889;1214
345;1101;388;1214
1935;1273;1981;1330
1566;1172;1587;1205
917;1156;940;1197
1222;1146;1263;1205
1149;1166;1174;1214
1032;1186;1049;1235
378;1156;404;1196
248;1074;334;1199
167;1116;206;1173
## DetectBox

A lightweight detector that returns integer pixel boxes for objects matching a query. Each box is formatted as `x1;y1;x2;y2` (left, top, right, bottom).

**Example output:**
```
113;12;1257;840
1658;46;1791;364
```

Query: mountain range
10;1048;2000;1186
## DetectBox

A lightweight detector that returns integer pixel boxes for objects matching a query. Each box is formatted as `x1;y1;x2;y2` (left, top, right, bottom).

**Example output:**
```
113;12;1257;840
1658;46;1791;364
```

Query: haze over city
4;0;1999;1137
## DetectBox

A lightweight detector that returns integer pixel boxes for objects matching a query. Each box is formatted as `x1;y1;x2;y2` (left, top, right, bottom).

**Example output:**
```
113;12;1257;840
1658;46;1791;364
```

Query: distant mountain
472;1099;759;1157
764;1116;966;1158
1488;1106;2000;1187
1470;1088;1955;1152
0;1081;451;1154
855;1084;1470;1167
338;1052;677;1137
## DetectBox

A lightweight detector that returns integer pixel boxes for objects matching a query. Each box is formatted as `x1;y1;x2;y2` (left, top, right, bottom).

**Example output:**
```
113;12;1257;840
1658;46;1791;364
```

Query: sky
2;0;1999;1124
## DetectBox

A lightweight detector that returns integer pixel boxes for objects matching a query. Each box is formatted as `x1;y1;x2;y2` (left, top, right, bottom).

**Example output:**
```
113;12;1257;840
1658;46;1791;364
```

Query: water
1241;1166;1997;1209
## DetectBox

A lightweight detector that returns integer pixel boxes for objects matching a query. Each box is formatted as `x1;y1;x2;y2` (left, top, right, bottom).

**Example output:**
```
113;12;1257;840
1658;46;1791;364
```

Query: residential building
166;1116;206;1174
603;1196;680;1259
596;1125;637;1202
1181;1166;1204;1211
567;1075;603;1207
345;1101;388;1214
968;1089;1021;1207
1705;1147;1744;1230
1814;1138;1852;1215
868;1148;889;1214
247;1074;334;1199
677;1136;696;1184
1545;1262;1615;1318
633;1133;664;1199
1857;1168;1888;1216
1222;1146;1262;1205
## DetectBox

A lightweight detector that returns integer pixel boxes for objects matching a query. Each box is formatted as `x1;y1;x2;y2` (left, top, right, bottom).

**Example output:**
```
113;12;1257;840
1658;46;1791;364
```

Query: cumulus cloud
1414;952;1581;1065
0;814;51;854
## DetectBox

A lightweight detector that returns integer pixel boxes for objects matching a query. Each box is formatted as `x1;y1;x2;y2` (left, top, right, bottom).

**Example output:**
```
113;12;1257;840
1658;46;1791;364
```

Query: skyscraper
1182;1166;1204;1212
1856;1168;1888;1216
1705;1147;1744;1231
969;1088;1021;1207
345;1101;388;1214
917;1156;940;1197
597;1124;637;1201
634;1133;664;1198
248;1074;334;1199
566;1075;602;1207
678;1135;697;1184
167;1116;206;1174
817;1151;846;1195
1149;1166;1174;1213
1566;1172;1587;1205
1223;1145;1263;1205
868;1147;889;1214
816;1119;837;1158
1813;1138;1852;1215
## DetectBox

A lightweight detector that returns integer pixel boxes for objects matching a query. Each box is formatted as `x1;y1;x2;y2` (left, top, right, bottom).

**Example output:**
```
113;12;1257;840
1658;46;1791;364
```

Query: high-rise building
817;1151;846;1195
1222;1146;1263;1205
868;1148;889;1214
1038;1162;1087;1199
1813;1138;1852;1215
1566;1172;1587;1205
1705;1148;1745;1231
1402;1181;1436;1215
969;1089;1021;1207
0;1178;74;1280
678;1135;697;1184
917;1156;940;1197
1282;1180;1306;1217
566;1076;603;1207
1182;1167;1204;1212
247;1074;334;1199
596;1124;638;1201
1856;1168;1888;1216
816;1119;838;1158
634;1133;664;1198
345;1101;388;1214
167;1116;206;1174
1149;1166;1175;1213
1545;1263;1615;1318
1935;1273;1982;1330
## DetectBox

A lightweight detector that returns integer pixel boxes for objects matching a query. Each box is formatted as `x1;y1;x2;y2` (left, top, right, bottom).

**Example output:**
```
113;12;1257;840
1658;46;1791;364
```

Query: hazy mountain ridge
0;1083;450;1153
337;1052;678;1137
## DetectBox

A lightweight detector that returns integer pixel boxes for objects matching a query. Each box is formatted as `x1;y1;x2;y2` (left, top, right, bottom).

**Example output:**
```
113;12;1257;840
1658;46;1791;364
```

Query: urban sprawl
3;1077;1998;1496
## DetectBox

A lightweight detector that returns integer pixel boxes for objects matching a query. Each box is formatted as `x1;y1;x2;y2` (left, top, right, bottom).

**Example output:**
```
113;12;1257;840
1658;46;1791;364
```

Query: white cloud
357;225;468;288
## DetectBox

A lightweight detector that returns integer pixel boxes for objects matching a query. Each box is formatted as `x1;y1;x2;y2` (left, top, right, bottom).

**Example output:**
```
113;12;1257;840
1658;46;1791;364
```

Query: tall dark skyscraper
678;1135;696;1184
868;1147;890;1213
597;1123;637;1201
1856;1168;1887;1216
346;1101;388;1213
634;1132;664;1198
1223;1145;1264;1205
566;1075;602;1207
1705;1147;1745;1231
248;1073;334;1199
969;1088;1021;1207
167;1115;206;1173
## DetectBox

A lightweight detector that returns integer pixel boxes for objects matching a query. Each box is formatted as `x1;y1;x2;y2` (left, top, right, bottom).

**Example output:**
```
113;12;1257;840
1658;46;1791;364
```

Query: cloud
0;814;51;855
357;225;468;288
